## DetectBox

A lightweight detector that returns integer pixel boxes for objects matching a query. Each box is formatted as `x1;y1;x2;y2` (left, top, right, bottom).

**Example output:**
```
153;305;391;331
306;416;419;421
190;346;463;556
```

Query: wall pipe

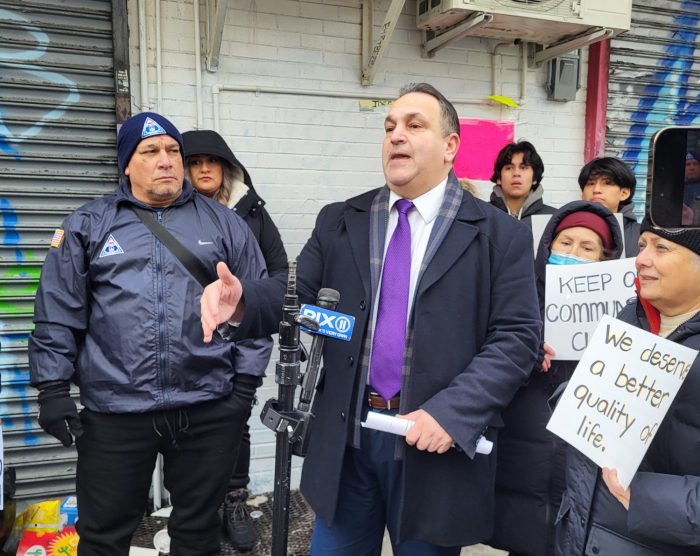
492;40;527;106
491;41;513;99
210;84;488;131
193;0;204;127
520;41;528;105
138;0;149;111
155;0;162;111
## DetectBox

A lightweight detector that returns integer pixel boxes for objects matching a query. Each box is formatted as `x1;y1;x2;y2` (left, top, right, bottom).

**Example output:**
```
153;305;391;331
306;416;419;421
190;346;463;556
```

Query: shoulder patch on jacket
50;229;65;248
99;234;125;258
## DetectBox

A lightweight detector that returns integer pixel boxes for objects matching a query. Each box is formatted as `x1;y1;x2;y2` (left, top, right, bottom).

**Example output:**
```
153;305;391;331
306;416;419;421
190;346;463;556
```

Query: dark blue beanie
117;112;184;173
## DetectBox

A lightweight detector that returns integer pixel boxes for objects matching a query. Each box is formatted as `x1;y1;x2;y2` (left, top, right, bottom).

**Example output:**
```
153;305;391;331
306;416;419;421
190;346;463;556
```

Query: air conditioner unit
416;0;631;45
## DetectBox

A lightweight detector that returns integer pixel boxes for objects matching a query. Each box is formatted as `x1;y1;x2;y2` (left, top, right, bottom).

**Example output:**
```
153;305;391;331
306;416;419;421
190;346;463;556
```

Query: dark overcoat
238;175;541;546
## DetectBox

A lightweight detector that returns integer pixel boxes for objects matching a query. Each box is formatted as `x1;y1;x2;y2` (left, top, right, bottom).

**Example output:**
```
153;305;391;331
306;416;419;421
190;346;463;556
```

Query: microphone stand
260;260;318;556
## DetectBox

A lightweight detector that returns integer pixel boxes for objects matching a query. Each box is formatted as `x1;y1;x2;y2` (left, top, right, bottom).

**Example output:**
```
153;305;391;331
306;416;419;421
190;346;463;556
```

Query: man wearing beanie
28;111;271;555
578;156;641;256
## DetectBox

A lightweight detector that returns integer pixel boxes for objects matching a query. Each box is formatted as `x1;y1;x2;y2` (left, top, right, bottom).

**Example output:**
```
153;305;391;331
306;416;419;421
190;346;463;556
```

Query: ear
124;165;130;177
619;187;631;202
444;133;460;164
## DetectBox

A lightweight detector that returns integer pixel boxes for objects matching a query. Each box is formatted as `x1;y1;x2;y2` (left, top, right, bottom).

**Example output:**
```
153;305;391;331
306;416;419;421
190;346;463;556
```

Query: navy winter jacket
29;180;271;413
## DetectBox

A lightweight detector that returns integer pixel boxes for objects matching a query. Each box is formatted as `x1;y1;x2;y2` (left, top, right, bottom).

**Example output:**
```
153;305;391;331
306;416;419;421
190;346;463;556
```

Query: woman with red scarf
554;217;700;555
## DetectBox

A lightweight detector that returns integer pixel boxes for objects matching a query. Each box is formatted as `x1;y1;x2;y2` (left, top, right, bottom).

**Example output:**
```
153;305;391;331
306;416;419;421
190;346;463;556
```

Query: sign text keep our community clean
545;258;637;360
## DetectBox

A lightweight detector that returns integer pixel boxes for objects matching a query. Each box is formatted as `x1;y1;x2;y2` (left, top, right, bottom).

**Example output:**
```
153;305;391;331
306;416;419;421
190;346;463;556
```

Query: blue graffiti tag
0;8;81;158
622;2;700;212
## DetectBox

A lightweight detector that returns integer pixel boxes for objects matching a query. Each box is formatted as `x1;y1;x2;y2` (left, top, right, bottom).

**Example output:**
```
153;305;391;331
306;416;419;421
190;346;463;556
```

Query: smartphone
647;126;700;228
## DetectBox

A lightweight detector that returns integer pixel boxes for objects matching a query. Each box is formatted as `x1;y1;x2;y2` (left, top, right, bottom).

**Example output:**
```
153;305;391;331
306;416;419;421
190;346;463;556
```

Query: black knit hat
182;130;238;168
117;112;184;173
182;130;252;188
640;216;700;256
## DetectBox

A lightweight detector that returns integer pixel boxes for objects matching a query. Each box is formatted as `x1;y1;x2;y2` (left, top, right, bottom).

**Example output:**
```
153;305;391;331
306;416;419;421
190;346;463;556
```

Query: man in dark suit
201;83;541;555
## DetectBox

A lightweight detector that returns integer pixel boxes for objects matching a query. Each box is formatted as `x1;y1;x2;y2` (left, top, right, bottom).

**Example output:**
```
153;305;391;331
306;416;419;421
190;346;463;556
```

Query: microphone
297;288;340;412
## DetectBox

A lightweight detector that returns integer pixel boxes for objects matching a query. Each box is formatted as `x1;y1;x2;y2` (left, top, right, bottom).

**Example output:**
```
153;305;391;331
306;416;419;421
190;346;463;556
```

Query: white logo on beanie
141;117;167;139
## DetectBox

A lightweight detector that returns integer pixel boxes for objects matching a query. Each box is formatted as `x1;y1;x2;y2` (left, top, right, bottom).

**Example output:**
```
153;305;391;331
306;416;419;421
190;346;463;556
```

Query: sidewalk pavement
132;490;507;555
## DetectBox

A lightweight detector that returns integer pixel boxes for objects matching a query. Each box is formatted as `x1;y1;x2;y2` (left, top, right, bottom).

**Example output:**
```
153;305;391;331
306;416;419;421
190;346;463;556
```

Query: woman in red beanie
490;201;624;556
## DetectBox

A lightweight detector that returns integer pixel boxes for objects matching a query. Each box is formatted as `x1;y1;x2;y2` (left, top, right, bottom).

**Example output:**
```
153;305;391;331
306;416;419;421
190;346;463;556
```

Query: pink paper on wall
454;119;515;180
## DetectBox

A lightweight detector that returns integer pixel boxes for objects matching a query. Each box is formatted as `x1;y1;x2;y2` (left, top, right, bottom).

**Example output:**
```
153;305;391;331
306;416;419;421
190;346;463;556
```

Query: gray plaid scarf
351;172;464;448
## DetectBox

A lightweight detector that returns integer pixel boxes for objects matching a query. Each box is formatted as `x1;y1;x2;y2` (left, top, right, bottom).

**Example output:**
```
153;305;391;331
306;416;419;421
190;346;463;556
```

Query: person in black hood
490;141;556;227
578;156;640;256
490;201;623;556
183;129;287;552
183;130;287;276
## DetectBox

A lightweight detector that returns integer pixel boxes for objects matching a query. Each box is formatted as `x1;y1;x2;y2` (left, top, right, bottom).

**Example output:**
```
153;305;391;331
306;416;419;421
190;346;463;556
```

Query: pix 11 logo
300;304;355;342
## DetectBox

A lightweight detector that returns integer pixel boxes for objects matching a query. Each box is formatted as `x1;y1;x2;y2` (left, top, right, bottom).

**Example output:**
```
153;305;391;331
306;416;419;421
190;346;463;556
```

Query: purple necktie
370;199;413;400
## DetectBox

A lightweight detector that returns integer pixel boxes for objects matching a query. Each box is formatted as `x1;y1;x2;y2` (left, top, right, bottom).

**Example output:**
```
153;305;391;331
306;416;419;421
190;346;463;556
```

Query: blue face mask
548;251;594;265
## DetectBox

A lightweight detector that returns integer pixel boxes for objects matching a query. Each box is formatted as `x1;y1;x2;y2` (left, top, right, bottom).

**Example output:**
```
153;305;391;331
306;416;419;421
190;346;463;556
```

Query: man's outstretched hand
201;262;244;343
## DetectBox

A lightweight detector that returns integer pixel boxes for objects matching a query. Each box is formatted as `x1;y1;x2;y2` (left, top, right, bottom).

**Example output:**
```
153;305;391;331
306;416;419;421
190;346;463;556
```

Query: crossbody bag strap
130;205;213;288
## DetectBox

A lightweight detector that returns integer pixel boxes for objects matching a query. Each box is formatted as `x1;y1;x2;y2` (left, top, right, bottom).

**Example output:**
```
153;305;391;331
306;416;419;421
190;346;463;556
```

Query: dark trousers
309;408;460;556
75;395;247;556
228;408;252;490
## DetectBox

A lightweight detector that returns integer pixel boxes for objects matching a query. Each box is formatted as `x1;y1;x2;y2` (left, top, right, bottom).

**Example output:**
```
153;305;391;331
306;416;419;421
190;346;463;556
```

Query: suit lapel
345;188;389;299
415;174;485;297
344;211;371;297
417;219;479;295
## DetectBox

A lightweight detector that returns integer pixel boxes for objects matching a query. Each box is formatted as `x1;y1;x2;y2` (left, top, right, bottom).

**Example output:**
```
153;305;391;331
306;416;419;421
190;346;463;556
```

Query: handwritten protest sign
547;315;698;488
545;258;636;360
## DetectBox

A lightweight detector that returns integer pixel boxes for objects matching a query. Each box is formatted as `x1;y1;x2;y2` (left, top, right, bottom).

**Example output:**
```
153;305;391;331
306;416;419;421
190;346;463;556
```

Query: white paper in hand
361;411;493;455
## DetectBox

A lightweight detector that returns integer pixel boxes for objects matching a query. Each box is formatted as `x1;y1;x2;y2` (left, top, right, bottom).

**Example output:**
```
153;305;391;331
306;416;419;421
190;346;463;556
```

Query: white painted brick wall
128;0;590;493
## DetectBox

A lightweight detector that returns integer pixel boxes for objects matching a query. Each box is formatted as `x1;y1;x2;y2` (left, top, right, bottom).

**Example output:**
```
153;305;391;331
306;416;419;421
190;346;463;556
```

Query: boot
223;488;258;552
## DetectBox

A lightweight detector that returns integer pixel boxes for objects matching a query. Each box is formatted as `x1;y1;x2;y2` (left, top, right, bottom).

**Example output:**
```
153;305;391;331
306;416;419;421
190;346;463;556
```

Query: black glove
37;381;83;447
231;374;262;413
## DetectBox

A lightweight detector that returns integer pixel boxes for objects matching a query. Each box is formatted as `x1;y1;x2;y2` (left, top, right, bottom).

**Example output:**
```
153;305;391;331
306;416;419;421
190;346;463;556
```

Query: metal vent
494;0;569;12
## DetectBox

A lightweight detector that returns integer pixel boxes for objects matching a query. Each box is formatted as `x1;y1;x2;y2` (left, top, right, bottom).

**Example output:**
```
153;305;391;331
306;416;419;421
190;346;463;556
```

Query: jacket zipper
156;210;169;406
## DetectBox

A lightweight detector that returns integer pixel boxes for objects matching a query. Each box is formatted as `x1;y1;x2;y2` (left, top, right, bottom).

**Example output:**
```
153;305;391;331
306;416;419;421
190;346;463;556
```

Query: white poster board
531;214;553;257
547;315;698;488
615;212;626;257
545;258;636;360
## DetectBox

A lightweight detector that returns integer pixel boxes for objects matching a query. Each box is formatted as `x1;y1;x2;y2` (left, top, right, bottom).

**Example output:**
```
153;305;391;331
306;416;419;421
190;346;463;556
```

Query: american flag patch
50;228;65;248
